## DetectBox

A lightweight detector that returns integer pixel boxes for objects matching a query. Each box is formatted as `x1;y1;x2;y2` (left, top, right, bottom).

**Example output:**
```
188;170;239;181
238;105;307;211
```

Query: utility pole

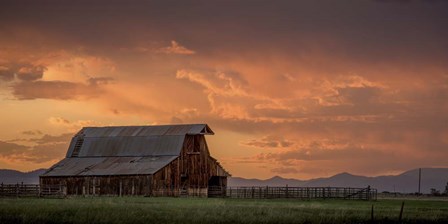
418;168;422;194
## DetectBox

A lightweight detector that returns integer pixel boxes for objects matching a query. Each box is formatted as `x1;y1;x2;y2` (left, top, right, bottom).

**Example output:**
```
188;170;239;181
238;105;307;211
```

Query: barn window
71;137;84;157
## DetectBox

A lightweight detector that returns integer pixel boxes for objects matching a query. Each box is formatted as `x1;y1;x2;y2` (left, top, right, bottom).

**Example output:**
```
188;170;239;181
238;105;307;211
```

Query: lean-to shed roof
41;156;178;176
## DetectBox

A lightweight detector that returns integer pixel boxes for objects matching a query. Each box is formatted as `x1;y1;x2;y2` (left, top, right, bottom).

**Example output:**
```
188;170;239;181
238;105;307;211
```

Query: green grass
0;197;447;224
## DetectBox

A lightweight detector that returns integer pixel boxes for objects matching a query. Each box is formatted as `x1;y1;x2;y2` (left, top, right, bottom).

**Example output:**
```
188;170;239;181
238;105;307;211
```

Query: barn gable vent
71;137;84;157
200;126;213;135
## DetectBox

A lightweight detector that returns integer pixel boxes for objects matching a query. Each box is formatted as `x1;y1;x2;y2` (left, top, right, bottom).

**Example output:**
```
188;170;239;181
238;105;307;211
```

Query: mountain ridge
229;168;448;193
0;168;47;184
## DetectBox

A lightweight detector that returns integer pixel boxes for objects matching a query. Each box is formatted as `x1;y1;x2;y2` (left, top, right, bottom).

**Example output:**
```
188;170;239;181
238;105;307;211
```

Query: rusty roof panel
164;125;191;135
41;156;178;177
75;135;184;157
80;124;213;137
136;125;169;136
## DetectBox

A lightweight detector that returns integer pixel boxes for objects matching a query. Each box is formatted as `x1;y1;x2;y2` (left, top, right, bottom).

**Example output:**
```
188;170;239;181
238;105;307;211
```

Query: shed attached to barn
40;124;230;197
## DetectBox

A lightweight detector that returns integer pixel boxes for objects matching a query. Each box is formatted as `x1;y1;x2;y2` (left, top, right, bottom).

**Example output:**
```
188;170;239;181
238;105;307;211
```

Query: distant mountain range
1;168;447;194
0;169;46;184
229;168;448;194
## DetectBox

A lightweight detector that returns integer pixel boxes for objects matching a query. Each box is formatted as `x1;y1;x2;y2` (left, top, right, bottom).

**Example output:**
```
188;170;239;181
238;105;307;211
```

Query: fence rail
0;183;65;198
0;183;40;197
39;184;65;198
221;186;376;200
1;183;376;200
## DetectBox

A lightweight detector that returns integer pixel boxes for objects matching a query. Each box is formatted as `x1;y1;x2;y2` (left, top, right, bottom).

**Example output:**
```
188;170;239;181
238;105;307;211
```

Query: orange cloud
0;133;72;164
1;0;448;178
241;135;294;149
157;41;196;55
48;117;101;132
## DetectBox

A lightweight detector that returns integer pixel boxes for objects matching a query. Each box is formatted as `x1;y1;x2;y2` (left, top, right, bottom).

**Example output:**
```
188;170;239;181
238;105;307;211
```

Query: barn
40;124;230;197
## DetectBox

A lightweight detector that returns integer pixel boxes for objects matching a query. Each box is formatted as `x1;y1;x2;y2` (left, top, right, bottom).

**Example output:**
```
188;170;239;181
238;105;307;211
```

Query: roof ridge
82;123;208;128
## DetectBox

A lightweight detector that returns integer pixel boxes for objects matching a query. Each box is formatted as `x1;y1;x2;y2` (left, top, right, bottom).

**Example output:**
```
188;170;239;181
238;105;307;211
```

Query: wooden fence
222;186;377;200
0;183;64;198
0;183;40;197
1;183;376;200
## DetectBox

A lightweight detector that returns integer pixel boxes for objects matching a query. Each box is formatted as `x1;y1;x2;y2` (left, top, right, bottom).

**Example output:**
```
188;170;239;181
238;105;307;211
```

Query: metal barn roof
66;135;186;157
43;124;215;177
41;156;178;176
79;124;214;137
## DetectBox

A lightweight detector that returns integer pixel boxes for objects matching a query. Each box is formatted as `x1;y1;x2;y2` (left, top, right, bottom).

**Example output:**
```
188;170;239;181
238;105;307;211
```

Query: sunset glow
1;0;447;179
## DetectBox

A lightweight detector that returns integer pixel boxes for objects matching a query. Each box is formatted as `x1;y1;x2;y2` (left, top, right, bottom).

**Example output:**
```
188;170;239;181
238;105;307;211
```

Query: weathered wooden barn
40;124;229;197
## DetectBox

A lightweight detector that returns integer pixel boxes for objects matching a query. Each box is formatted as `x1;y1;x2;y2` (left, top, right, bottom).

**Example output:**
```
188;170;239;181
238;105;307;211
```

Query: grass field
1;197;447;224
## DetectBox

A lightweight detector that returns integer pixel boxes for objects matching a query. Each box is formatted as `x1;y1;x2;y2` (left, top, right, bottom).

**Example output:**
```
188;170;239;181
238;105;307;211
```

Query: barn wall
151;135;226;197
40;175;152;196
151;158;181;196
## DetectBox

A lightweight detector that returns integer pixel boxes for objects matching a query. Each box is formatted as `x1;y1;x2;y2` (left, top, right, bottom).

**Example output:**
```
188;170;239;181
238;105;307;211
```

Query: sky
0;0;447;179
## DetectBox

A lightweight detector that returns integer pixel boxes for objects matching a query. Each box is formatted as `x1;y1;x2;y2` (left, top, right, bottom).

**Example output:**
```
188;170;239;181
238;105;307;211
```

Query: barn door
208;176;226;197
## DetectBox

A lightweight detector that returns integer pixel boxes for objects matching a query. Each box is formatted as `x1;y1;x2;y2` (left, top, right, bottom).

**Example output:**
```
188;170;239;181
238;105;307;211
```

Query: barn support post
63;185;67;196
132;179;135;195
86;178;89;196
119;180;122;197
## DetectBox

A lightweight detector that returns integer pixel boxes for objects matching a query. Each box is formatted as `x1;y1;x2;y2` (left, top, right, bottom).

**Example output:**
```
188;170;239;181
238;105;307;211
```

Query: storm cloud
0;0;447;178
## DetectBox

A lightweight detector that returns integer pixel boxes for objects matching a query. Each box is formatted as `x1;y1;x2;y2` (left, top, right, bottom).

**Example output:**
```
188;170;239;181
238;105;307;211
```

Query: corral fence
211;186;377;200
1;183;376;200
0;183;64;198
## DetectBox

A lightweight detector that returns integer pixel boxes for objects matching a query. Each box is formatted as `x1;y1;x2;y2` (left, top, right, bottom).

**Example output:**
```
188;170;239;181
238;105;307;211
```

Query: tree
430;188;440;196
444;182;448;196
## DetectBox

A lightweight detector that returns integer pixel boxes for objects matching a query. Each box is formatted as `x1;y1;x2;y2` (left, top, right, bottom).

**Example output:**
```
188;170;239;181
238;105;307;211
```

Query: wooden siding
151;135;228;197
40;175;152;196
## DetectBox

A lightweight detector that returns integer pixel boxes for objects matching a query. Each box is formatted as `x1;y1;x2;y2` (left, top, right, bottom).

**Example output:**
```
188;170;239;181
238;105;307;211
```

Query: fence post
348;187;351;200
251;187;254;198
306;187;309;199
323;187;326;199
398;201;405;222
266;186;269;199
367;185;371;200
286;185;289;198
